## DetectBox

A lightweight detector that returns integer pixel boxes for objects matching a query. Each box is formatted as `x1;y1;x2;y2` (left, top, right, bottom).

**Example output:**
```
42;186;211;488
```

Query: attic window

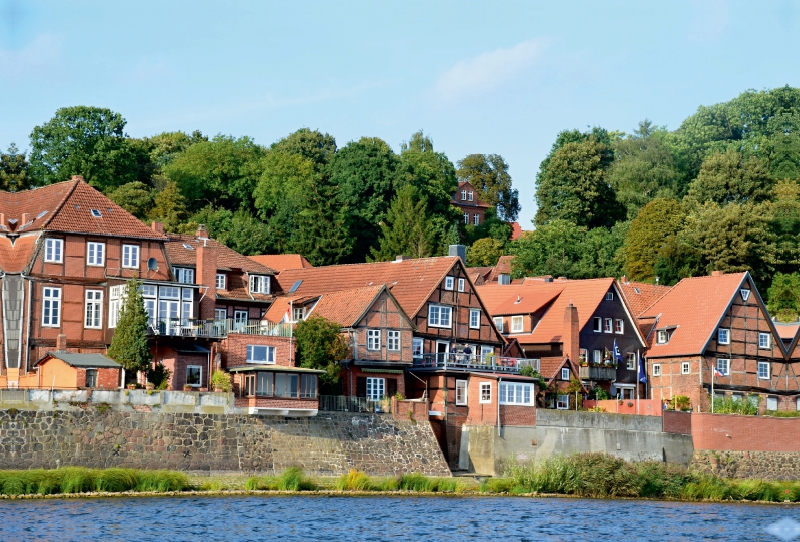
36;210;47;219
90;209;102;217
182;244;194;250
288;280;302;293
7;218;17;225
740;289;751;302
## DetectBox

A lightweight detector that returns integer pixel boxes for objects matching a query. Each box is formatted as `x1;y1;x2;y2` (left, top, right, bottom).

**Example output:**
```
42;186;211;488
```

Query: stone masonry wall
0;409;450;477
691;450;800;481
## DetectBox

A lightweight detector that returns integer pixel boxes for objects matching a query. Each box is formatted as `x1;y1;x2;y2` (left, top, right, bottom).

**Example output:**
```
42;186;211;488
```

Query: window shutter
387;378;398;398
356;377;367;398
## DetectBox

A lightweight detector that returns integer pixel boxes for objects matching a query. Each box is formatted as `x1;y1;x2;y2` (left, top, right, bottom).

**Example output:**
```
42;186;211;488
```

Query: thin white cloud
434;38;546;101
0;33;62;80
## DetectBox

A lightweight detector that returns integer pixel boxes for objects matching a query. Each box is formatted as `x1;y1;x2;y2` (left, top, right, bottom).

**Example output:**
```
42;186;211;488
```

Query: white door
234;310;248;331
159;300;179;334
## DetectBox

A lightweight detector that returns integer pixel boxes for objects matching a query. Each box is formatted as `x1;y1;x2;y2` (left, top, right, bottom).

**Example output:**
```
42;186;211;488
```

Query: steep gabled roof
488;255;514;282
617;280;672;317
0;234;39;273
475;282;564;316
529;278;618;344
164;234;276;275
248;254;312;272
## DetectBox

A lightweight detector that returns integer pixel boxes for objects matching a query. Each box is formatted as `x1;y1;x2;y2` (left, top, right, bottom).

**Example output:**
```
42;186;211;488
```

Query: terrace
411;353;538;374
147;318;293;339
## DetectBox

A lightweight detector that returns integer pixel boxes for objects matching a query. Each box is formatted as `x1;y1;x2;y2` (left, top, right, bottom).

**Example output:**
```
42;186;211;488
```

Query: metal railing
147;318;293;338
318;395;392;413
412;353;525;373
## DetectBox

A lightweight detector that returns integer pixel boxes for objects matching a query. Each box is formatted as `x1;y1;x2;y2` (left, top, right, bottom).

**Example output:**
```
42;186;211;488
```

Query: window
458;278;465;292
108;286;122;328
215;308;227;321
479;382;492;403
44;238;63;263
463;212;469;224
606;292;614;300
740;289;751;302
493;317;504;333
627;353;636;370
614;319;624;334
159;286;179;299
758;333;771;349
657;330;669;344
718;328;730;345
444;276;454;290
511;316;524;333
234;310;248;330
141;284;156;298
249;275;270;294
556;395;569;410
652;364;661;376
85;369;98;388
90;209;102;217
274;373;299;398
480;345;494;361
216;274;226;289
593;317;602;332
716;358;730;376
766;396;778;411
561;367;570;381
87;242;105;266
604;318;612;333
412;338;424;359
366;377;385;400
174;268;195;284
593;350;602;364
758;361;770;380
300;374;317;398
122;244;139;268
186;366;202;387
500;382;533;405
473;213;480;225
468;190;474;201
461;189;467;200
387;330;400;351
428;304;452;328
367;329;381;350
731;393;743;403
292;307;305;322
455;380;467;405
84;290;103;329
797;397;800;412
246;345;275;364
469;309;481;329
682;362;690;374
42;287;61;327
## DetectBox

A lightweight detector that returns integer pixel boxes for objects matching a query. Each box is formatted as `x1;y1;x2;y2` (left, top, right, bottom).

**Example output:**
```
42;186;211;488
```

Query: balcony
148;318;292;339
579;365;617;380
412;353;534;374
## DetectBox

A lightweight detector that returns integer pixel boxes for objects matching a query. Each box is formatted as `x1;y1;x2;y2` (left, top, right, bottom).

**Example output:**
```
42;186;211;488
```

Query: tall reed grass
0;468;188;495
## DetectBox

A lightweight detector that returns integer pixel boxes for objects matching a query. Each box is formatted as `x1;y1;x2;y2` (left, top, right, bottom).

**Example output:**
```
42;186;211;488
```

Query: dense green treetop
456;153;520;221
294;314;348;386
0;143;32;192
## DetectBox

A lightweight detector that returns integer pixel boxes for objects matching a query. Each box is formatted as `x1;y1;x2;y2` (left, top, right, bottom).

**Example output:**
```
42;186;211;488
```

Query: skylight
182;243;194;250
36;210;47;219
90;209;102;217
288;280;302;293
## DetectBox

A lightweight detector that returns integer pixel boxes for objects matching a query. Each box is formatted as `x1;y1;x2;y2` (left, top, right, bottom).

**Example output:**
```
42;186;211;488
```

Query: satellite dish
147;257;159;272
609;384;617;397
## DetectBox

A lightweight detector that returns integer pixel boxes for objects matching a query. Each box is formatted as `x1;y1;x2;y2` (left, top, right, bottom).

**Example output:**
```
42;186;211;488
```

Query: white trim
367;329;381;351
86;242;105;266
469;309;481;329
757;360;770;380
428;304;452;328
444;276;454;291
44;238;63;263
84;289;103;329
42;286;61;327
387;330;400;351
455;379;467;405
511;315;524;333
186;365;203;387
122;244;140;269
479;382;492;404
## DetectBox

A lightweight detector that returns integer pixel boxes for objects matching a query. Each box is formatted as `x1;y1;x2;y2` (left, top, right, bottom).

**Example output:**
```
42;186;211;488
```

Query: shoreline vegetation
2;455;799;504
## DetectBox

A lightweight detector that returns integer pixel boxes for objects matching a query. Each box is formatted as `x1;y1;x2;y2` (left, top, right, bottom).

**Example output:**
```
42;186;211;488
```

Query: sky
1;1;800;227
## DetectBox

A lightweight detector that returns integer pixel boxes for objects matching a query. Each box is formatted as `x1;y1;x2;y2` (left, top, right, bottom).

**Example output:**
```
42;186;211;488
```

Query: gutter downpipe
497;376;502;437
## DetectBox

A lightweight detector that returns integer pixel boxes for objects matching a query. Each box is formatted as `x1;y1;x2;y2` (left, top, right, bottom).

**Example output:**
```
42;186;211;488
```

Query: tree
270;128;337;170
456;153;520;221
767;272;800;323
291;179;355;266
293;314;348;385
770;180;800;272
467;237;505;267
107;277;152;379
623;198;687;281
149;180;189;233
509;219;585;278
0;143;33;192
29;106;138;190
107;181;154;219
686;149;774;205
534;138;624;228
369;185;434;261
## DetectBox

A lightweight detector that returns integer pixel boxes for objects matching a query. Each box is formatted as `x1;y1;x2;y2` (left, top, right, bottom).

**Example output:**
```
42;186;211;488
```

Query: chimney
21;212;30;225
196;237;217;320
395;255;409;262
562;303;580;367
711;270;724;277
196;224;209;240
621;275;628;284
56;334;67;353
71;175;84;182
151;221;165;235
448;244;466;264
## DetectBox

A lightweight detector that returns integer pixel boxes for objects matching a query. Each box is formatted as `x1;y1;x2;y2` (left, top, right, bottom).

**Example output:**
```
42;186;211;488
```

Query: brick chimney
196;224;209;239
71;175;84;182
196;232;217;320
151;221;165;235
56;334;67;353
711;270;724;277
562;303;580;365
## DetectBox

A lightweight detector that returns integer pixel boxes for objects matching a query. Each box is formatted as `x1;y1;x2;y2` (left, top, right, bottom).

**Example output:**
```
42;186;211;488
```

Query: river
1;495;795;541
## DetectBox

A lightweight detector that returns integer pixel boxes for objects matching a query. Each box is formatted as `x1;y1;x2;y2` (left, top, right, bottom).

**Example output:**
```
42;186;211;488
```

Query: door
436;341;449;366
159;300;179;335
234;310;248;331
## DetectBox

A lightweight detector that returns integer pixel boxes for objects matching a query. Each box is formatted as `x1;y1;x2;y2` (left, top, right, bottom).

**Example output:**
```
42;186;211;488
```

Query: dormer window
468;191;474;201
657;330;669;344
461;189;467;201
216;273;226;290
250;275;270;294
292;306;306;322
90;209;102;217
174;267;195;284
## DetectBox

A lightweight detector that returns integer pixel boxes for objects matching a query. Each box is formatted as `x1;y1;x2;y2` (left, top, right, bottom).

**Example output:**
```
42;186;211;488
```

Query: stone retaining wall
0;408;450;477
691;450;800;480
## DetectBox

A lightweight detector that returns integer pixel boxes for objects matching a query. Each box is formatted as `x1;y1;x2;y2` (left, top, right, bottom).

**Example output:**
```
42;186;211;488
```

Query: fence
318;395;392;413
148;318;292;338
413;353;531;373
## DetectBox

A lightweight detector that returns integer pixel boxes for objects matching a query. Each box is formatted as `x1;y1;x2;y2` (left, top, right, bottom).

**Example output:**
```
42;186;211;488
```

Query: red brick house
641;271;794;412
451;181;490;226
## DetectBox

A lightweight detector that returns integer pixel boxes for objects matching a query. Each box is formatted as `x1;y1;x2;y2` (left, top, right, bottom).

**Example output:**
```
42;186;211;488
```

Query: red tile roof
248;254;312;272
465;266;493;286
529;278;618;344
775;323;800;341
0;235;37;273
618;280;672;317
641;272;749;358
475;282;564;316
488;255;515;282
509;222;532;241
165;234;276;275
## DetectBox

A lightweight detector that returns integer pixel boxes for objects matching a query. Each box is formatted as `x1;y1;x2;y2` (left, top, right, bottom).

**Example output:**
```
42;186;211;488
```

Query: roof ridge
40;179;80;228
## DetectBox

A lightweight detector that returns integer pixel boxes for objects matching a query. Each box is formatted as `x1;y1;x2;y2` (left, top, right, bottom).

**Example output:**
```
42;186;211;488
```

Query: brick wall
234;396;318;409
341;366;405;398
691;413;800;452
662;410;692;434
392;398;429;421
74;367;120;389
691;449;800;480
499;405;536;426
219;334;293;369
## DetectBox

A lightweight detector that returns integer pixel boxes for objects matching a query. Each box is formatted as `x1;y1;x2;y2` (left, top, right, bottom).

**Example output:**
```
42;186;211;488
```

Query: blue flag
638;351;648;384
613;340;624;364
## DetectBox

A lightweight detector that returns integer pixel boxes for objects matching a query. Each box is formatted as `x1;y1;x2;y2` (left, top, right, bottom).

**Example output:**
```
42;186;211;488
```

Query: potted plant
127;383;137;390
145;382;155;391
183;384;193;391
211;370;232;393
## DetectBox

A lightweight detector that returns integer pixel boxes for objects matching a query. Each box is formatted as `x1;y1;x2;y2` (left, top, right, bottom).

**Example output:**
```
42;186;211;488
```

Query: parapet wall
0;408;450;477
690;413;800;452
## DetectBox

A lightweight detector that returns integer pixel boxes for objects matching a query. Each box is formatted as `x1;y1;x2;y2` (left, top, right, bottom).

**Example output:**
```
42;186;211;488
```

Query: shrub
275;467;315;491
210;370;232;392
336;469;374;491
148;362;172;390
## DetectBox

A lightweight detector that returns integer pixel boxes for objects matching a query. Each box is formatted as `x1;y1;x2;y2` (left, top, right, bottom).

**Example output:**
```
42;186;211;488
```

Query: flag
283;303;291;323
613;340;624;364
714;367;724;378
638;351;647;384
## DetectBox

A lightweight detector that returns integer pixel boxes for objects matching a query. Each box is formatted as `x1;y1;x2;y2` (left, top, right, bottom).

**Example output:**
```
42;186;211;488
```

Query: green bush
275;467;315;491
0;468;188;495
210;370;232;392
335;469;374;491
711;394;761;415
398;473;436;492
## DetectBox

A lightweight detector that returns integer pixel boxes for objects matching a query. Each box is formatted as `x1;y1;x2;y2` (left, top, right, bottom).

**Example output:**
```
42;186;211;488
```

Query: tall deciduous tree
456;153;520;221
270;128;337;170
686;149;774;205
149;180;189;233
369;185;434;261
107;277;152;378
467;237;505;267
29;106;138;190
0;143;33;192
623;198;687;282
294;314;348;385
767;272;800;322
770;180;800;271
108;181;154;219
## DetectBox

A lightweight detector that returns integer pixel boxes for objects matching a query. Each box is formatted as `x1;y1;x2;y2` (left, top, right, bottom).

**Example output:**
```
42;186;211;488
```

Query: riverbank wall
0;407;450;477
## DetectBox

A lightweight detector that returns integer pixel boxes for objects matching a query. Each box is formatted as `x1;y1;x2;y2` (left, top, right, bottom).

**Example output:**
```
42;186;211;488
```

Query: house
451;181;490;226
34;336;122;390
466;255;517;286
641;271;794;412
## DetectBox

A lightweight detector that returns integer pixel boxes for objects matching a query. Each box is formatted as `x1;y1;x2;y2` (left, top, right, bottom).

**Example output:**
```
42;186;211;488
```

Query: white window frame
493;317;504;333
249;275;270;294
461;189;467;201
627;353;636;371
766;396;778;411
561;367;570;381
122;244;139;269
87;242;105;266
292;306;305;322
740;289;751;301
215;308;227;321
216;273;226;290
473;213;479;225
458;278;465;292
593;317;602;332
604;318;612;333
366;377;385;400
246;345;275;364
468;190;474;202
757;361;770;380
556;394;569;410
42;287;61;327
444;276;454;291
387;330;400;351
758;333;771;349
593;349;602;364
84;290;103;329
657;330;668;344
606;292;614;300
614;319;624;334
500;382;533;405
681;362;690;375
173;267;195;284
716;358;730;376
455;379;467;406
44;238;63;263
479;382;492;404
428;304;452;328
511;315;524;333
185;365;203;387
469;309;481;329
367;329;381;351
652;364;661;377
718;328;730;345
463;212;469;224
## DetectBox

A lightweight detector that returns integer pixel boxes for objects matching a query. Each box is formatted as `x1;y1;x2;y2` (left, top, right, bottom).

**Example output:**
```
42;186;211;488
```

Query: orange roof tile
488;255;515;282
248;254;312;272
165;234;276;275
641;272;750;358
618;280;672;317
775;323;800;341
0;234;38;273
475;282;564;316
529;278;617;344
465;266;493;286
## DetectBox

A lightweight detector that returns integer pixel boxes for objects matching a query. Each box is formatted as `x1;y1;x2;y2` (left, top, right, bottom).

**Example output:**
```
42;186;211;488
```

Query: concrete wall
459;410;693;476
0;408;450;476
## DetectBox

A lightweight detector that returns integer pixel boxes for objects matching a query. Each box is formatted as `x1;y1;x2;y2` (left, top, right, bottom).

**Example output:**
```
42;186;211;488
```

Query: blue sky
1;1;799;226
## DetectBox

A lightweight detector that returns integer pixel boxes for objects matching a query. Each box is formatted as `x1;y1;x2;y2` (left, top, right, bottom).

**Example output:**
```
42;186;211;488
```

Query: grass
245;467;316;491
0;468;189;496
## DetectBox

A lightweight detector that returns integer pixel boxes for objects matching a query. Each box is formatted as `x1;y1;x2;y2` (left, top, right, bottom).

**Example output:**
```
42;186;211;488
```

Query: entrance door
436;341;449;366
